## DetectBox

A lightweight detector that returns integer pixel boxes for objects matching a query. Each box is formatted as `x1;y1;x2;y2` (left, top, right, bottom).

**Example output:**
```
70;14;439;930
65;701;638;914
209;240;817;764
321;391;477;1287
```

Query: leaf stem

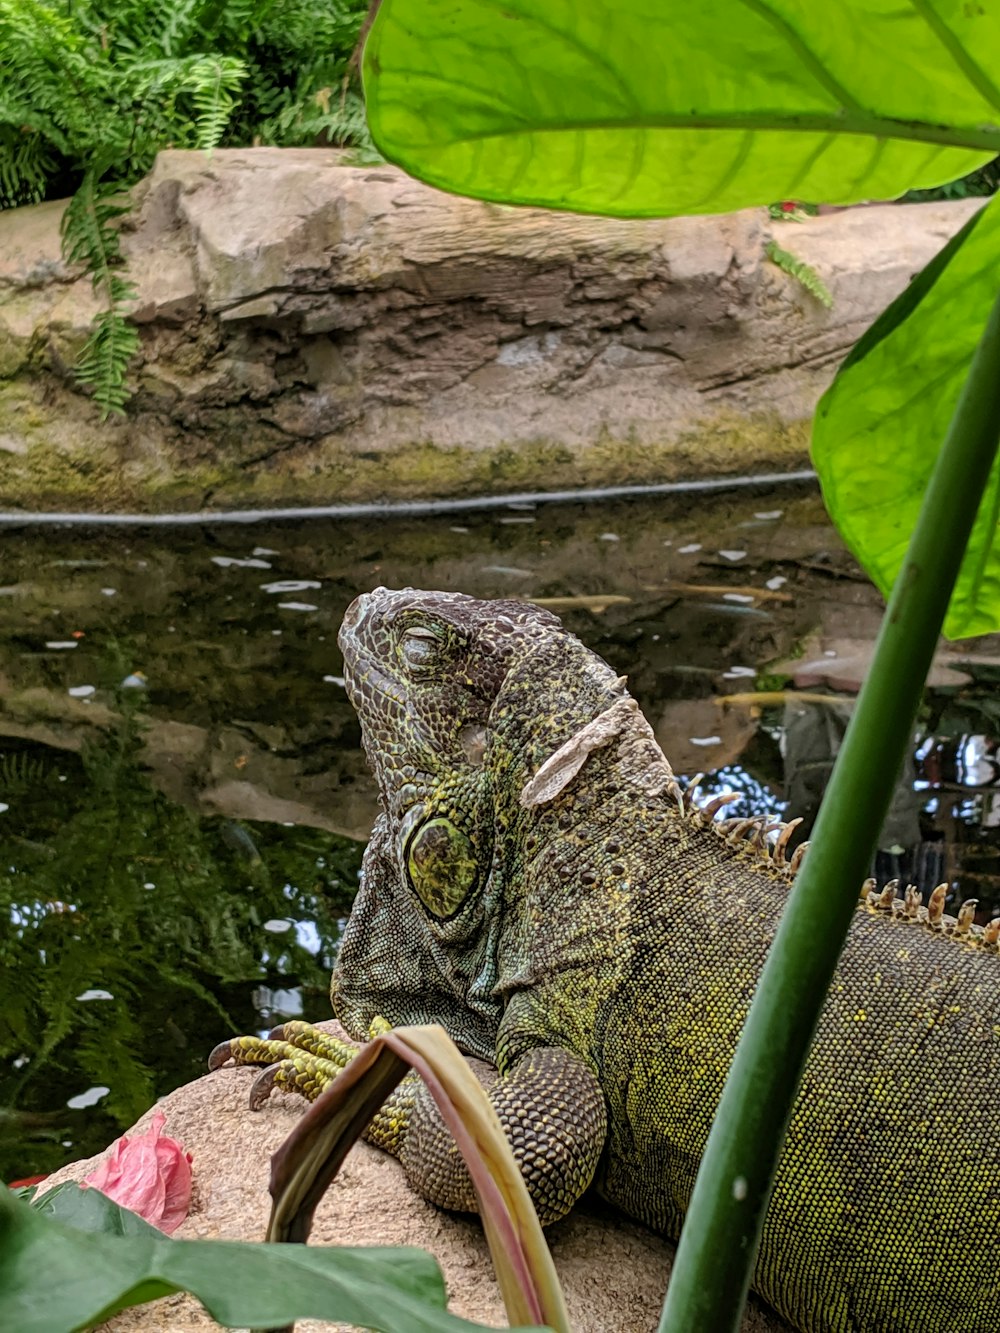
658;281;1000;1332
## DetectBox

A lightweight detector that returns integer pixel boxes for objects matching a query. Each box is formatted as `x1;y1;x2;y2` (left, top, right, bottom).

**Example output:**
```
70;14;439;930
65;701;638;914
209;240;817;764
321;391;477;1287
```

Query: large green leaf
0;1182;503;1332
813;192;1000;638
363;0;1000;216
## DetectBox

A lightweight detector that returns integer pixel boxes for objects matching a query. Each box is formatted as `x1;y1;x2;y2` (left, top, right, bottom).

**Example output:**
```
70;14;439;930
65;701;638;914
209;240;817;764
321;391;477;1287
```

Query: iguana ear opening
459;723;487;766
405;816;479;918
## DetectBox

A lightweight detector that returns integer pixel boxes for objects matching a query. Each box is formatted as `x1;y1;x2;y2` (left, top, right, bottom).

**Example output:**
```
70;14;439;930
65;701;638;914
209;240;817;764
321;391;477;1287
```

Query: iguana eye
400;625;440;669
405;816;478;917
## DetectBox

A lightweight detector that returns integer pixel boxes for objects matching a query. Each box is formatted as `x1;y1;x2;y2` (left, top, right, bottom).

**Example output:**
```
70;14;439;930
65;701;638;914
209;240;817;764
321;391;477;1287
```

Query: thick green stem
659;284;1000;1332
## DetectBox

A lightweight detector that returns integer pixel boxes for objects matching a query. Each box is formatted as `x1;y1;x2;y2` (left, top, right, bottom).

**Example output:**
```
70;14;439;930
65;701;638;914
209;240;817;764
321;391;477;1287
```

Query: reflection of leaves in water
0;706;360;1180
0;749;57;796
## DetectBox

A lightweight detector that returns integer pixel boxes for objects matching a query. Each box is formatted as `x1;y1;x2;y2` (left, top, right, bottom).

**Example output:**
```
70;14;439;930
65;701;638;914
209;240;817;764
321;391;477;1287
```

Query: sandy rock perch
0;148;984;511
39;1024;791;1332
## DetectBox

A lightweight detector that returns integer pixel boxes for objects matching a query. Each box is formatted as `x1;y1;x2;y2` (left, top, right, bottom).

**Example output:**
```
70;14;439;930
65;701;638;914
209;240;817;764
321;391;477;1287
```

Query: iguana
211;588;1000;1333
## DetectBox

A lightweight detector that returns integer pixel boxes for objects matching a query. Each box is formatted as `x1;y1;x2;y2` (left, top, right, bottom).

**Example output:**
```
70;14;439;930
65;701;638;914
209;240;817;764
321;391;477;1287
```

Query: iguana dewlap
212;588;1000;1333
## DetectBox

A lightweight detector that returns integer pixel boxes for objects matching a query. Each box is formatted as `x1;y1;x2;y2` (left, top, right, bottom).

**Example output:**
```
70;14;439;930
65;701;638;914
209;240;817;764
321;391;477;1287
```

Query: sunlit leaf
0;1182;497;1332
813;193;1000;638
363;0;999;217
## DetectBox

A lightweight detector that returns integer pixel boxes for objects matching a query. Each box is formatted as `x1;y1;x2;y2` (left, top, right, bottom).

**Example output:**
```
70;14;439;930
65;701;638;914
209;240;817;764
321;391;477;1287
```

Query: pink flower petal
84;1111;192;1233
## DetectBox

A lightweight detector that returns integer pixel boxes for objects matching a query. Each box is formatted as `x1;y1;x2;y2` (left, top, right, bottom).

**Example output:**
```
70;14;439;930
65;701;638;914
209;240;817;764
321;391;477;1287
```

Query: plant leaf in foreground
363;0;998;217
814;192;1000;638
0;1180;494;1333
269;1023;561;1333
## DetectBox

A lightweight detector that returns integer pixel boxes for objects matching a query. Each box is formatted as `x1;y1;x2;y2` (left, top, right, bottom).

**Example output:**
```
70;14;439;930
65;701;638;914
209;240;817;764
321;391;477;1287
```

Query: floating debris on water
212;556;272;569
67;1086;110;1110
261;580;322;594
531;594;632;613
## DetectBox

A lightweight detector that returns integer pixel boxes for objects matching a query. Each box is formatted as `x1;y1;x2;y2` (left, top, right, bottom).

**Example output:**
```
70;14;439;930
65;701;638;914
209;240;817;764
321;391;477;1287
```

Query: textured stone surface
39;1025;791;1332
0;149;984;512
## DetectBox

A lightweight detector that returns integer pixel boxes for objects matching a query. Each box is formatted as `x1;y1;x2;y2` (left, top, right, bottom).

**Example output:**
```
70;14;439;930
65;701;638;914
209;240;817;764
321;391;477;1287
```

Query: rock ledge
0;149;983;512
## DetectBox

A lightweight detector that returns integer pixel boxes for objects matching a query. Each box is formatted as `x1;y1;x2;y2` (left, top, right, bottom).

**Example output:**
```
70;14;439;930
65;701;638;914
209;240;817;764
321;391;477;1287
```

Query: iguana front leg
210;1024;607;1225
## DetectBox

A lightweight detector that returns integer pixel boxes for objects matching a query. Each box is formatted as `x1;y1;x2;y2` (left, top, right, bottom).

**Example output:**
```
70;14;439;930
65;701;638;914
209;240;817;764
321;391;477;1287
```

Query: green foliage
362;0;998;218
905;154;1000;203
0;1182;505;1333
815;194;1000;639
0;0;371;414
60;171;141;416
764;240;833;310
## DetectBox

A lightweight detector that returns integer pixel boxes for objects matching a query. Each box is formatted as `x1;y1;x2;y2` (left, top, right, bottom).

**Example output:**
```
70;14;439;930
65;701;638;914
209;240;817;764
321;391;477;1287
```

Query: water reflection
1;482;998;1181
0;705;358;1181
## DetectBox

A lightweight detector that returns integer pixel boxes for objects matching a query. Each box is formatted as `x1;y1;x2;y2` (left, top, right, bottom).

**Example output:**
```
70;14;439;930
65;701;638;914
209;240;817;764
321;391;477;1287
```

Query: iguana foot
208;1018;389;1107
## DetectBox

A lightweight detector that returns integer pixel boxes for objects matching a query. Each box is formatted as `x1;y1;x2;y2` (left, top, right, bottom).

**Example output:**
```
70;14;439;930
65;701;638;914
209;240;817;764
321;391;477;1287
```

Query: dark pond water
3;480;999;1183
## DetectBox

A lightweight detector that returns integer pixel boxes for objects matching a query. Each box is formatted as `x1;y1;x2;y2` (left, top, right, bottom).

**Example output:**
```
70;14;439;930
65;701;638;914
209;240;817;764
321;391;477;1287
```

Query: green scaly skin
211;589;1000;1333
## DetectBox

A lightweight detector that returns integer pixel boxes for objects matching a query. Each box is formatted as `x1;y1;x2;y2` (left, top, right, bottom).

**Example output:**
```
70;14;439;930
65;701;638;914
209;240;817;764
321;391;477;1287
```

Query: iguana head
332;586;626;1053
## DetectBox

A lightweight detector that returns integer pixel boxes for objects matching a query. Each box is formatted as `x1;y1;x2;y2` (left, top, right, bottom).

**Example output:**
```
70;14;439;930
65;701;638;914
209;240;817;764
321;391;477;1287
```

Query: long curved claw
206;1034;304;1072
249;1063;282;1110
208;1039;237;1071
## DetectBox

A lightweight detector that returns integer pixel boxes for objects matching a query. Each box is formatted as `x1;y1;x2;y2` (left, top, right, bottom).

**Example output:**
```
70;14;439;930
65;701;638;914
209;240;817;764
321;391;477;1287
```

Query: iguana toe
208;1022;359;1106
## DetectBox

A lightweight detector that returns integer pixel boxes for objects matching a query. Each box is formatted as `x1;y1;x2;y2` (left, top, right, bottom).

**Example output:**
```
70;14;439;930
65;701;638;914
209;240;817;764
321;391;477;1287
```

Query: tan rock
0;152;984;512
40;1033;790;1333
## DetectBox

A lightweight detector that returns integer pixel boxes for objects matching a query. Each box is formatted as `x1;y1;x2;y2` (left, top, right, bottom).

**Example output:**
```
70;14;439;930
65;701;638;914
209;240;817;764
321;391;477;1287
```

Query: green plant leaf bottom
0;1183;534;1333
363;0;998;217
813;192;1000;639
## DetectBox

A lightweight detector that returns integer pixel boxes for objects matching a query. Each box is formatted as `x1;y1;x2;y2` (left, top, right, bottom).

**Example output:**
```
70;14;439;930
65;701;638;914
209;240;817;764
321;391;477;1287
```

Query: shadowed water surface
2;482;999;1181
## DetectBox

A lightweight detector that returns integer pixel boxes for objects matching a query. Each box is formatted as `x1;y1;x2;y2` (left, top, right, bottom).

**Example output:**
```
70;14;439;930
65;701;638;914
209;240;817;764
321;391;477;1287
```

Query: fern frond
185;55;247;150
0;128;56;207
61;168;140;416
765;240;834;310
75;308;141;416
0;750;52;794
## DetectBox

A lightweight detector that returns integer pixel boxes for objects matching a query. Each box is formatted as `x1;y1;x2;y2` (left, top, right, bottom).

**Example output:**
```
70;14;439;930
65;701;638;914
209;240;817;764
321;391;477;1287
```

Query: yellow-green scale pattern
212;588;1000;1333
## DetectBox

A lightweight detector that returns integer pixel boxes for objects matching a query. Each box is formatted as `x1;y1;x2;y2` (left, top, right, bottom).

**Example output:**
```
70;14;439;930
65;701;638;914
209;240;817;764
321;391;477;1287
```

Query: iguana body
214;589;1000;1333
